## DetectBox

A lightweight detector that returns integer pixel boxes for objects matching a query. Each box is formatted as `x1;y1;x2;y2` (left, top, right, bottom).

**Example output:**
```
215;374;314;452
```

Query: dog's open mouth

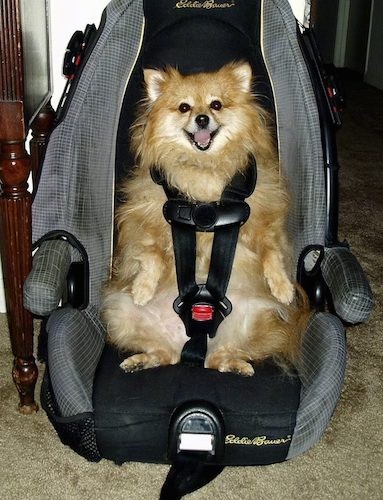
185;128;219;151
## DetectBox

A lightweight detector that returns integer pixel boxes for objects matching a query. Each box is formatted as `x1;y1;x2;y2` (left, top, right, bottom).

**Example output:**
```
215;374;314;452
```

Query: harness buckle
174;285;232;340
192;304;214;322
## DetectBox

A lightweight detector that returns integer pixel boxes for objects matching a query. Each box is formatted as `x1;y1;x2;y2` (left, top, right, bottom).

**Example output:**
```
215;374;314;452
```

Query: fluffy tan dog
102;61;311;376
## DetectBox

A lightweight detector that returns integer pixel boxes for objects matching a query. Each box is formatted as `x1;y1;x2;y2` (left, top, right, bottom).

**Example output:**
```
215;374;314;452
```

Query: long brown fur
102;62;312;376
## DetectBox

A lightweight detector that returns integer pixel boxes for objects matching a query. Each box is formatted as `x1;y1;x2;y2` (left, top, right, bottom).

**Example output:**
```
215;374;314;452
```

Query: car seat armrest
321;246;373;324
24;240;72;316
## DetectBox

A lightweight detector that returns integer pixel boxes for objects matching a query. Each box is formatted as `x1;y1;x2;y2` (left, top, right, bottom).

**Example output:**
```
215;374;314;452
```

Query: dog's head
139;62;266;157
143;61;253;154
132;62;274;199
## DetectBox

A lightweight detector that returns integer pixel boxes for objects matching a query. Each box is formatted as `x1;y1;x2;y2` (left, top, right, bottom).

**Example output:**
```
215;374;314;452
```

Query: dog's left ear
231;62;252;94
144;68;167;102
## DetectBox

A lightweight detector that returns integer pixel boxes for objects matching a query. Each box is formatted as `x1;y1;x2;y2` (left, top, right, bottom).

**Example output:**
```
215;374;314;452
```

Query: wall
365;0;383;90
50;0;110;108
0;266;5;313
288;0;308;25
332;0;372;74
344;0;372;73
311;0;340;63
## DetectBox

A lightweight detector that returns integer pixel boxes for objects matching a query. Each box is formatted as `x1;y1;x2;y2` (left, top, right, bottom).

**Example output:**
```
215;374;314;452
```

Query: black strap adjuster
163;199;250;231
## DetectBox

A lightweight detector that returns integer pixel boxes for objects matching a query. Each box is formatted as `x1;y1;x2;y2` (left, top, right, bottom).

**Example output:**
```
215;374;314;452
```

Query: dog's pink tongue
194;129;211;146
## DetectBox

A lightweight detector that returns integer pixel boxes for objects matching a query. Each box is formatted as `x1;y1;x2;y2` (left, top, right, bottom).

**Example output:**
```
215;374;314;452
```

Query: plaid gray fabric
287;312;346;459
24;240;71;316
262;0;326;260
47;305;106;416
321;246;374;324
32;0;145;309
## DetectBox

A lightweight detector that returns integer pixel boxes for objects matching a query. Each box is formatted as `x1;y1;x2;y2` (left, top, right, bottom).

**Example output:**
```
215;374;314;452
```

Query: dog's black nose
195;114;209;128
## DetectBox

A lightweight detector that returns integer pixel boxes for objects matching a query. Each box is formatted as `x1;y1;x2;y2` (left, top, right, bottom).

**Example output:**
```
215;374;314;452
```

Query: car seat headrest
142;0;260;74
142;17;254;74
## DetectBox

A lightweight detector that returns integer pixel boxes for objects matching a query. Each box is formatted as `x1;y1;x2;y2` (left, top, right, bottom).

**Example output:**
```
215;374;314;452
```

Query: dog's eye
210;100;222;111
179;102;191;113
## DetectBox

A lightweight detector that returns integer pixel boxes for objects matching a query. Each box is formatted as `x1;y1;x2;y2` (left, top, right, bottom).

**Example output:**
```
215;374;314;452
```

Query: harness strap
205;166;257;307
206;224;241;303
151;160;256;366
170;223;199;301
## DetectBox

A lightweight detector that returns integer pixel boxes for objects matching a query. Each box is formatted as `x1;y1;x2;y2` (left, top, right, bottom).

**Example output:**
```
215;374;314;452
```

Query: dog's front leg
131;251;165;306
262;248;295;305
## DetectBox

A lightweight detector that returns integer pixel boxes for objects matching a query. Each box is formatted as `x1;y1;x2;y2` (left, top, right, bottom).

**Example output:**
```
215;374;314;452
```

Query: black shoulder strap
205;162;256;304
152;159;256;363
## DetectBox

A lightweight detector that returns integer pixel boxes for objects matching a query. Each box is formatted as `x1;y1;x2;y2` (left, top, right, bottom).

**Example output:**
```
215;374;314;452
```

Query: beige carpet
1;73;382;499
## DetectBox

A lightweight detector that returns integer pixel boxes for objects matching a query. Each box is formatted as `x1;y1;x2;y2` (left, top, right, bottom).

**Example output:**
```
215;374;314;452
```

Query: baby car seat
24;0;373;497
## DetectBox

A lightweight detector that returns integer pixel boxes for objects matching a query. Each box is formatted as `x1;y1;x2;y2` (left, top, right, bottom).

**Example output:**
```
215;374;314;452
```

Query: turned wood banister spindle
0;120;38;414
0;0;54;413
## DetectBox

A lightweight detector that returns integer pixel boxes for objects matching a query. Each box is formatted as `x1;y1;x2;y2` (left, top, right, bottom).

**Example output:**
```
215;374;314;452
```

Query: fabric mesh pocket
40;368;101;462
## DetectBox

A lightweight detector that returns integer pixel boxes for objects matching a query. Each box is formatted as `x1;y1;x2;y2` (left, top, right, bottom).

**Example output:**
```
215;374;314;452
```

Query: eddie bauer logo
175;0;236;9
225;434;292;446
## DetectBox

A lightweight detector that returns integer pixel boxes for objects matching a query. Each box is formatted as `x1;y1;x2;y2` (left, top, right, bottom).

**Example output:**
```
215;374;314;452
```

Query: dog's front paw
120;350;177;372
267;276;295;305
216;359;255;377
206;352;255;377
120;353;161;372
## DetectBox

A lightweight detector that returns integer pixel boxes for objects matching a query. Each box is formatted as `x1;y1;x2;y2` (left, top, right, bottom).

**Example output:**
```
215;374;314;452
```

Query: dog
102;61;311;376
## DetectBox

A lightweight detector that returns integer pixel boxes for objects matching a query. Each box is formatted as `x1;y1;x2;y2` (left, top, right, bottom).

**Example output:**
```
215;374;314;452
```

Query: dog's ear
231;62;252;94
144;69;167;102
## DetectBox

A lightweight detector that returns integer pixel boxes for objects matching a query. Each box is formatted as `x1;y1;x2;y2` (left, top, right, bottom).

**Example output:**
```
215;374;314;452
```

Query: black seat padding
93;345;301;466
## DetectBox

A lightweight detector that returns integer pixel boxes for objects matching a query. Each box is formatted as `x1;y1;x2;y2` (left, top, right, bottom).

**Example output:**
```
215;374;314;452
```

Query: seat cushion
93;345;301;466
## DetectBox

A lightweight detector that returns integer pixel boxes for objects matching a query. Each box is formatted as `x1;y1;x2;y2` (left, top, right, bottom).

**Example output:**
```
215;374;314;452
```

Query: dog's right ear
144;69;166;102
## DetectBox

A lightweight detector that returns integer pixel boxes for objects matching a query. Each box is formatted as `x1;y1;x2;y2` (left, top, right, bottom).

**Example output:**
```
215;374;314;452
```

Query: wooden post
0;103;38;414
0;0;53;413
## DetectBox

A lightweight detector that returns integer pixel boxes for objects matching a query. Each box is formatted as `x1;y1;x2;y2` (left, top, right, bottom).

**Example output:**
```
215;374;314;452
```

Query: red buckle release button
192;304;214;321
